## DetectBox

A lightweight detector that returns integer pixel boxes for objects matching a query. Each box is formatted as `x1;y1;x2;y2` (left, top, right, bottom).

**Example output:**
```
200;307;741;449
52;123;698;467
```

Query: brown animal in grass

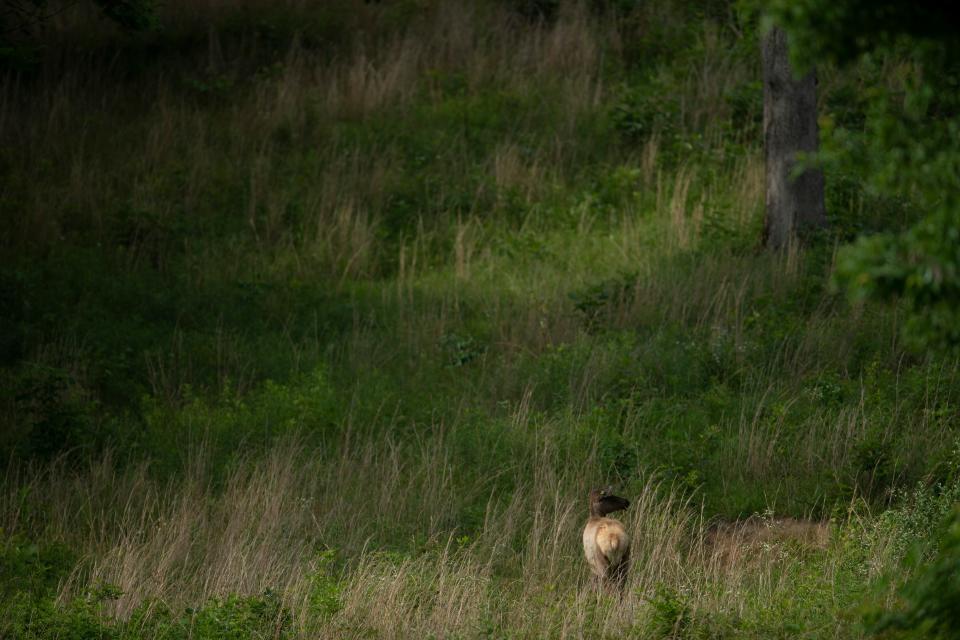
582;488;630;591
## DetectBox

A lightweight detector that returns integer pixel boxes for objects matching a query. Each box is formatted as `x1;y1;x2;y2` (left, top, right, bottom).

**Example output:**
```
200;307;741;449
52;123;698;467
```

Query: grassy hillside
2;1;958;637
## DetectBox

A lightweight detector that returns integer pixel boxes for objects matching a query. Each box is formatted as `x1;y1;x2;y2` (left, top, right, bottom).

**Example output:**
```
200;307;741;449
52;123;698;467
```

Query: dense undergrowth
1;0;959;637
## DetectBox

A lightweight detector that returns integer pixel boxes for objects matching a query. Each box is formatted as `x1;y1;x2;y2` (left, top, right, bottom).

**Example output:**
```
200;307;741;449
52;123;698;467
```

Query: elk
582;488;630;591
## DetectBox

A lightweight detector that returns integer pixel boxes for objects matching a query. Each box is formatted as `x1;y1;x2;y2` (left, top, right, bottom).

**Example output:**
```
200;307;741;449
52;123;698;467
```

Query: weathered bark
762;26;827;249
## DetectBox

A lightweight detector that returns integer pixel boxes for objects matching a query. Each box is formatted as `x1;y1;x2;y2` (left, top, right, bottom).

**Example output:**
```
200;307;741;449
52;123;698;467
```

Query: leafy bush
139;365;338;469
568;272;636;330
836;214;960;353
5;586;291;640
5;583;122;640
878;479;960;563
0;536;76;600
867;507;960;639
505;0;560;21
439;332;486;367
611;82;681;145
307;550;343;621
179;591;290;640
11;365;100;461
647;584;692;638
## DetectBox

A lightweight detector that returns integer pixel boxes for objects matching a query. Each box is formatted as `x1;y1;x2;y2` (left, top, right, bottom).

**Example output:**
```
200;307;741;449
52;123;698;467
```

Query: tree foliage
1;0;157;35
866;507;960;639
769;0;960;353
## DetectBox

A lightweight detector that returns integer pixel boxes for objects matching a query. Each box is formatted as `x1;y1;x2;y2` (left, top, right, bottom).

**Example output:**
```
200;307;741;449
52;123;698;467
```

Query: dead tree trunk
762;26;826;249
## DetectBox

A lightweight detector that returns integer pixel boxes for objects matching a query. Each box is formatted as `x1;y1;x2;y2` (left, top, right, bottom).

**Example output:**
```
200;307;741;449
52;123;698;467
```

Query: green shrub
568;272;636;330
867;506;960;639
0;536;76;600
180;591;290;640
5;583;122;640
879;479;960;563
5;586;291;640
647;584;692;638
307;550;343;622
12;365;100;461
611;82;681;145
139;365;337;469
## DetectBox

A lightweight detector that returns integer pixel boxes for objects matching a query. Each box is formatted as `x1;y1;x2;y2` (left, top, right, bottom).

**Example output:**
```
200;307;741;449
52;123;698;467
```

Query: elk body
582;488;630;590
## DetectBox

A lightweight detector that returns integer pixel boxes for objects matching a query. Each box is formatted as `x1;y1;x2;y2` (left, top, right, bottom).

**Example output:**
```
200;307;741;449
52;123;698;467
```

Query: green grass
1;0;959;637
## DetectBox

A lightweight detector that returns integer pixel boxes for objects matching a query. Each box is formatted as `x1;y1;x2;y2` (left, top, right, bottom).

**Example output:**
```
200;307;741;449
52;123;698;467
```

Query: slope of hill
2;1;957;637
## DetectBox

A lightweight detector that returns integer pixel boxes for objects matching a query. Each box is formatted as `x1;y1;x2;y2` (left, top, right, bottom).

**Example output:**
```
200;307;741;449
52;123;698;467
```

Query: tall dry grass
2;417;888;638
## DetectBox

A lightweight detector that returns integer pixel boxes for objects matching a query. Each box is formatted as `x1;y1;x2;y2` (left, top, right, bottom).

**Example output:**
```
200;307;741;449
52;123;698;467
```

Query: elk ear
598;494;630;516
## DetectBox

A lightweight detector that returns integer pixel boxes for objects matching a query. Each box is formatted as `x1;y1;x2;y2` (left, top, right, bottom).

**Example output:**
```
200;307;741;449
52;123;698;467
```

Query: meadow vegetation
1;0;959;637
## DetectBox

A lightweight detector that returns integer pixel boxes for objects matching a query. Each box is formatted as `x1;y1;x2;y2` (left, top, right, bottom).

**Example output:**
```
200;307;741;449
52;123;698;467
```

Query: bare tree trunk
762;26;826;250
